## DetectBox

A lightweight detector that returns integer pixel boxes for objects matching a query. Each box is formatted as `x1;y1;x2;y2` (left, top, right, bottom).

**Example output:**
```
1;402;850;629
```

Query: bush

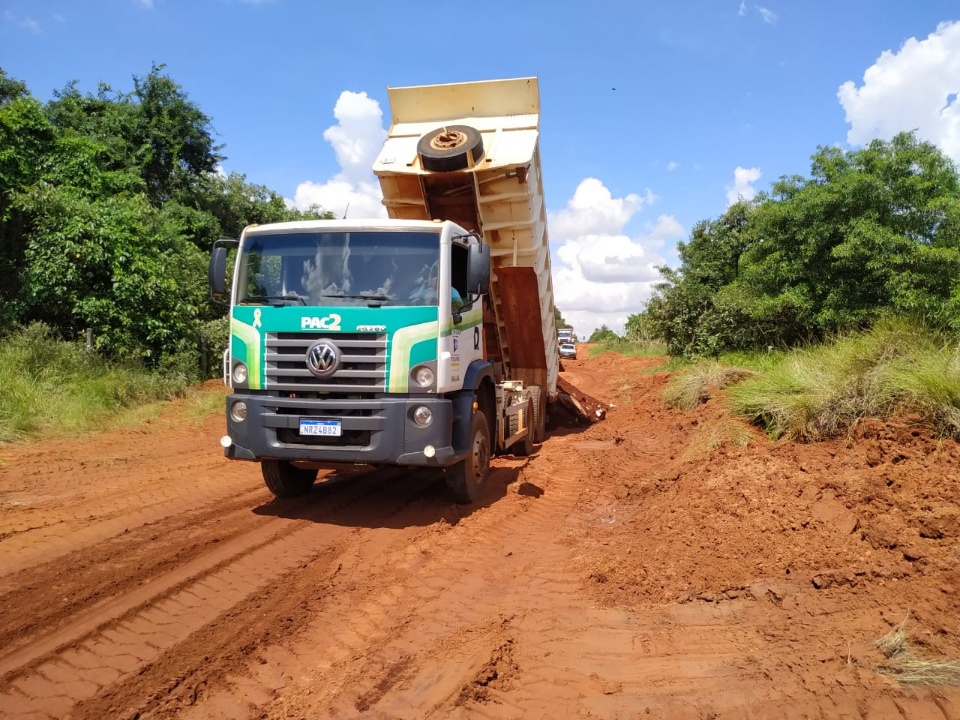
722;319;960;440
0;322;191;442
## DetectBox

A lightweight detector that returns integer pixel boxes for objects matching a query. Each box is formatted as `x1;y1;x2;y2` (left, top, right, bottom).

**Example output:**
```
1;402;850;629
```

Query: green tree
624;308;657;343
181;171;333;246
739;133;960;334
0;90;56;325
0;69;28;105
16;171;207;364
45;65;224;207
1;67;333;374
554;306;569;329
649;132;960;356
588;324;620;343
132;64;224;205
648;201;760;356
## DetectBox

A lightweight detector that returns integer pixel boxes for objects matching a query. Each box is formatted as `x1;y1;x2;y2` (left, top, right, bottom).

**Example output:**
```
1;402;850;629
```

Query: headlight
413;405;433;427
230;401;247;422
413;365;434;388
232;362;248;384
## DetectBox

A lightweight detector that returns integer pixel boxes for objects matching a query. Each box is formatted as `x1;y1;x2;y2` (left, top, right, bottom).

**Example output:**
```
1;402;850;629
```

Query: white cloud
838;20;960;165
292;91;388;218
136;0;154;8
666;160;680;172
726;166;762;205
287;95;682;338
53;13;66;22
738;0;746;16
757;6;777;24
550;178;656;239
4;10;41;31
549;179;683;337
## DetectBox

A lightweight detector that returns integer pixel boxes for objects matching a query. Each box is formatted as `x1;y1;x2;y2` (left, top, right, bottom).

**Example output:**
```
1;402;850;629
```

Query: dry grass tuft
664;362;755;411
875;618;909;658
681;420;754;461
875;617;960;686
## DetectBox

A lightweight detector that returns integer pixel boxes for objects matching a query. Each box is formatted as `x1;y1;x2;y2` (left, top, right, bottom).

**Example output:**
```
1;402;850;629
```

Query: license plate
299;419;342;437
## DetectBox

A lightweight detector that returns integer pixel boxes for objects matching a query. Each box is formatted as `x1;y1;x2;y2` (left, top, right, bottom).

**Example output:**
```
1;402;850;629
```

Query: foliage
664;362;755;411
555;306;569;330
0;323;191;442
623;308;656;344
588;324;620;344
0;93;56;325
649;134;960;357
0;67;336;374
669;319;960;441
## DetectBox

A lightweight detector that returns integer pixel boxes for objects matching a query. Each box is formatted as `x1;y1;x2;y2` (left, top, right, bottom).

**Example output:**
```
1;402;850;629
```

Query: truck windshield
236;230;441;307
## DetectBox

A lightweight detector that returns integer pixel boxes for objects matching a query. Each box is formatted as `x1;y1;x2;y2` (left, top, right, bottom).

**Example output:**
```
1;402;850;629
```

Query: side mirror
466;241;490;297
209;238;238;301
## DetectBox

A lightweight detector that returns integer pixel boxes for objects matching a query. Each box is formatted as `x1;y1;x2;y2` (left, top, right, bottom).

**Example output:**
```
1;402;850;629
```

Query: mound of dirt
568;354;960;661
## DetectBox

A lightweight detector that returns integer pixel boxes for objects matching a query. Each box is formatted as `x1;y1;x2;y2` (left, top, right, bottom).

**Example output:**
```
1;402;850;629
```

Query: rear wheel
261;460;318;498
528;386;546;443
446;410;491;504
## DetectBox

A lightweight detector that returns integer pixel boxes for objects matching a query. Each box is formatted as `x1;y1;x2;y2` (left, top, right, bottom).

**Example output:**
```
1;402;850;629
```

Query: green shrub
721;319;960;440
0;322;191;442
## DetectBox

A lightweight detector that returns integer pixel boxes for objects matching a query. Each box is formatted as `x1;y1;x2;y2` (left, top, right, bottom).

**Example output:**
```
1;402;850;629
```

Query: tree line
0;65;329;375
4;64;957;368
629;133;960;356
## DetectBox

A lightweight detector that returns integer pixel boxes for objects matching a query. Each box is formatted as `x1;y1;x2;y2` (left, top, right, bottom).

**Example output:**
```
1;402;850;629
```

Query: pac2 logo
301;313;342;331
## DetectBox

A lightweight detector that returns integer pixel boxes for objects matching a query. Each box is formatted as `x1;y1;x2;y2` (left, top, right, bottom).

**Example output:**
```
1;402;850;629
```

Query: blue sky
3;1;959;336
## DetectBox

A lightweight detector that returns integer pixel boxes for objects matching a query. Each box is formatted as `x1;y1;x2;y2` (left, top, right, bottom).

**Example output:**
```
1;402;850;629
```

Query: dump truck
209;76;560;503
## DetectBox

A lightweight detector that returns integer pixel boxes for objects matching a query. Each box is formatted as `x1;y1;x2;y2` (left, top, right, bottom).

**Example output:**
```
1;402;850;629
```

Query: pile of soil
568;351;960;660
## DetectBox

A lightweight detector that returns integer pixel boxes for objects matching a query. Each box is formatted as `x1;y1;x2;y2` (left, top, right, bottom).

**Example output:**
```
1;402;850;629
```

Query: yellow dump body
372;77;559;397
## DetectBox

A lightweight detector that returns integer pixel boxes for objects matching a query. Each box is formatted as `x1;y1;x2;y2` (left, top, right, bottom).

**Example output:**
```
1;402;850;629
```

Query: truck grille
265;332;387;393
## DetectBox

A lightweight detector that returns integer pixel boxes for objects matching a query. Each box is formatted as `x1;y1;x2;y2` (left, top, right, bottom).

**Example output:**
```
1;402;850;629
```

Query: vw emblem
306;341;340;377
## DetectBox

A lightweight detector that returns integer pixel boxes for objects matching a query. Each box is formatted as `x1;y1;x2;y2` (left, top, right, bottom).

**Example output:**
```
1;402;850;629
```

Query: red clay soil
1;349;958;719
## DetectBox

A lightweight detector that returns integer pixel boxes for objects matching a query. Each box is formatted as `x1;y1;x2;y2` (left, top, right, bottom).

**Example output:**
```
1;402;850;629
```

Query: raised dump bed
373;77;560;398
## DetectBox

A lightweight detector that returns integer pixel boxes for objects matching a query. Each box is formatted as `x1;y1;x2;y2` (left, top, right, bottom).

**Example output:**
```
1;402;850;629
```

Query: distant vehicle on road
559;343;577;359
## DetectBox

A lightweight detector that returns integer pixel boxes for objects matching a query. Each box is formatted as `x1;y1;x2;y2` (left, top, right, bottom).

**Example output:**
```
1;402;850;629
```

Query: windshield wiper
320;293;391;306
240;294;306;306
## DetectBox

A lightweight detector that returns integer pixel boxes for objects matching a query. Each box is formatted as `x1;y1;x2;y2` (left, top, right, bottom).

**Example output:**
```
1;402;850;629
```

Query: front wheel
261;460;318;498
446;410;491;504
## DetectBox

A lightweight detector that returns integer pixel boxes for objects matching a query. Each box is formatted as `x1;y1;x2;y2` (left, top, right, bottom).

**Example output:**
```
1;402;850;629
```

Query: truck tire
261;460;318;498
528;385;546;443
511;392;536;457
417;125;484;172
446;410;491;504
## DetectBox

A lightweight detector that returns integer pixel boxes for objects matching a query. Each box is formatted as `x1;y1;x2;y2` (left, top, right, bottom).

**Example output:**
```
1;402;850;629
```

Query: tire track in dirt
0;466;438;720
5;356;960;719
0;408;259;580
161;454;584;719
0;488;273;653
69;468;463;720
0;461;262;578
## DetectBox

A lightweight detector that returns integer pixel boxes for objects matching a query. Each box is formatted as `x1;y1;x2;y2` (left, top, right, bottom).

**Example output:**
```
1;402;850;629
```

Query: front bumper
222;393;461;468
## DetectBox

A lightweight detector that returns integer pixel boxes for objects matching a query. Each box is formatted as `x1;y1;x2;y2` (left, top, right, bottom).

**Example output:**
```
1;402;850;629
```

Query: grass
875;618;960;686
588;340;668;359
0;323;201;443
665;319;960;441
680;419;755;461
664;362;756;411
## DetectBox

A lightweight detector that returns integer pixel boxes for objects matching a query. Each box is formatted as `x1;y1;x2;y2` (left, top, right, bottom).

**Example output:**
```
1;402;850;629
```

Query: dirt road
2;351;959;719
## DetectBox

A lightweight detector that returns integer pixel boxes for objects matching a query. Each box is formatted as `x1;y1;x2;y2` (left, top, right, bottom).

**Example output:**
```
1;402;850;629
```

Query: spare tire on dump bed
417;125;484;172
